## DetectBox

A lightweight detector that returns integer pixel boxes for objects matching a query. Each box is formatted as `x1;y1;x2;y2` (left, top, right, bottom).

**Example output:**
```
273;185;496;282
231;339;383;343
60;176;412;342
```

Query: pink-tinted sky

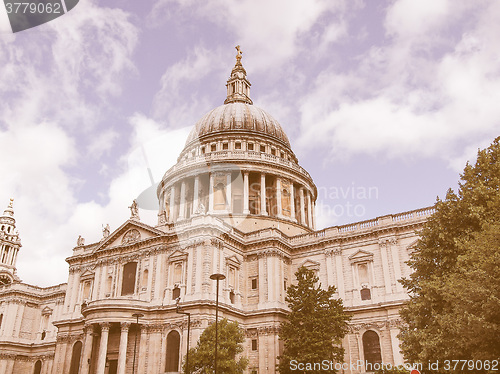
1;0;499;286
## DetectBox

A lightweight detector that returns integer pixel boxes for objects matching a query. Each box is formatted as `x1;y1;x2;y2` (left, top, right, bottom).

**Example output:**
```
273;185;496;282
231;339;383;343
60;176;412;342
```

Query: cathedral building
0;50;434;374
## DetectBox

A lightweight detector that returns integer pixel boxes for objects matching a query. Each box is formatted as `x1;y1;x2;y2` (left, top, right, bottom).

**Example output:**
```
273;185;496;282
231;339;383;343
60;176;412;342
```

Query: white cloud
10;113;191;287
151;46;222;126
0;0;139;131
296;1;500;171
149;0;349;71
0;0;140;287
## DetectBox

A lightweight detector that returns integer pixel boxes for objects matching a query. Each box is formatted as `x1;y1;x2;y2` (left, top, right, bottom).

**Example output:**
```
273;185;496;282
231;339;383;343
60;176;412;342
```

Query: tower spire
224;45;253;105
0;198;21;285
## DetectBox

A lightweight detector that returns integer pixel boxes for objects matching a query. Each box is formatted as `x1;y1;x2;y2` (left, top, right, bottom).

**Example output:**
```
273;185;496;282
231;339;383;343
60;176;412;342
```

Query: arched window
69;341;83;374
106;276;113;296
33;360;42;374
82;281;92;300
282;188;291;216
214;183;226;210
165;331;180;372
141;269;149;290
121;262;137;295
363;330;382;368
360;288;371;300
172;286;181;300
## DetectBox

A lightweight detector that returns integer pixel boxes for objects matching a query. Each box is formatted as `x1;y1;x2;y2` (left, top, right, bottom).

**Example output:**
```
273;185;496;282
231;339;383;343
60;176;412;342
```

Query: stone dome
185;102;291;148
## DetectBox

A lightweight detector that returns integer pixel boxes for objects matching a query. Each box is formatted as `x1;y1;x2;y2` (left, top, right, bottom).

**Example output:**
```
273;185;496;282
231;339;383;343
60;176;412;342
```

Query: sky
1;0;499;287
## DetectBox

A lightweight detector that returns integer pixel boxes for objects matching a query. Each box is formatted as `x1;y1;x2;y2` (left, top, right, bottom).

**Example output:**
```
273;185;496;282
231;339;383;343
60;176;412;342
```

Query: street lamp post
131;313;144;374
176;298;191;374
210;273;225;374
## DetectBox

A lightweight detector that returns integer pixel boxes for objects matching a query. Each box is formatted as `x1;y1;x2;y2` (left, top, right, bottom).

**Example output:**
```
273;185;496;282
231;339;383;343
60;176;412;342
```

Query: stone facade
0;50;434;374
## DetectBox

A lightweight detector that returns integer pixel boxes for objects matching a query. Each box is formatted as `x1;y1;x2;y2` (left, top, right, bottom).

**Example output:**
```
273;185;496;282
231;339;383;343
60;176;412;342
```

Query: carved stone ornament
122;229;141;244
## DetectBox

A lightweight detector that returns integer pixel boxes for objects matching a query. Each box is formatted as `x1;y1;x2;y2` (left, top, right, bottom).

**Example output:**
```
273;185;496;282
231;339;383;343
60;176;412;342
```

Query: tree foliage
278;266;351;374
399;137;500;370
185;318;248;374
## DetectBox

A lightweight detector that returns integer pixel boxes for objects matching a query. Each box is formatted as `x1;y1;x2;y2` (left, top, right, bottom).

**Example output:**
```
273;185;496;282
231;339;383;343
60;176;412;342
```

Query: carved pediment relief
349;250;374;264
122;229;141;244
95;220;163;252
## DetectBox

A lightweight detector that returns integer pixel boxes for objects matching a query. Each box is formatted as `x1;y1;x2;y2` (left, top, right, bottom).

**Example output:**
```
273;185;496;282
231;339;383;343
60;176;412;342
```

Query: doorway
108;360;118;374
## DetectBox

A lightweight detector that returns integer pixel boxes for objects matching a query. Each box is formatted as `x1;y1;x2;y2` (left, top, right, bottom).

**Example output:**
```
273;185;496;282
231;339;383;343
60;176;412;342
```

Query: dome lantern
224;45;253;105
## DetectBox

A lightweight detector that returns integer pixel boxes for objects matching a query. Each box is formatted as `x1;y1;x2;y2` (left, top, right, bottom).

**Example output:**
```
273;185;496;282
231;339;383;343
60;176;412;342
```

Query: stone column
117;322;130;374
80;324;94;374
276;178;282;217
96;322;110;374
334;250;345;300
169;185;176;223
243;172;250;214
12;248;18;266
193;176;199;213
379;240;392;293
260;173;268;215
389;239;403;293
325;251;334;288
290;183;296;221
6;246;13;265
299;188;305;225
307;191;313;228
311;199;316;230
179;180;186;220
226;172;232;211
209;173;214;213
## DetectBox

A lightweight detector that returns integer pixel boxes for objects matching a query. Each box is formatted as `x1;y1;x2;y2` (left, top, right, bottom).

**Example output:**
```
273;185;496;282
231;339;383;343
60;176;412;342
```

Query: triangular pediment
299;259;320;270
226;255;241;268
406;239;419;254
168;250;188;262
41;306;53;315
349;250;374;264
80;269;95;280
95;220;163;252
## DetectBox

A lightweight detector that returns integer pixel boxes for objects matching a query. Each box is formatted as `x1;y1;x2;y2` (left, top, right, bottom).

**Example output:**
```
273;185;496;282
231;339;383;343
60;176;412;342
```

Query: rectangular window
211;144;217;152
247;143;254;151
260;145;266;152
121;262;137;295
201;146;205;154
251;278;258;290
223;143;229;150
252;339;258;351
235;142;242;150
271;148;276;156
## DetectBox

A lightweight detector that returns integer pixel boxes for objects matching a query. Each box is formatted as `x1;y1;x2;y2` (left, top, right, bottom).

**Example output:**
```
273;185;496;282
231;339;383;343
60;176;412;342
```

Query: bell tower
0;199;21;285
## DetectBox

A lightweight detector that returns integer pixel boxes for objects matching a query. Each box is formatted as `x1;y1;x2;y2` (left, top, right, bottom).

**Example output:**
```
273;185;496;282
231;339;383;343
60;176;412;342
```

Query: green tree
278;266;351;374
399;137;500;371
184;318;248;374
